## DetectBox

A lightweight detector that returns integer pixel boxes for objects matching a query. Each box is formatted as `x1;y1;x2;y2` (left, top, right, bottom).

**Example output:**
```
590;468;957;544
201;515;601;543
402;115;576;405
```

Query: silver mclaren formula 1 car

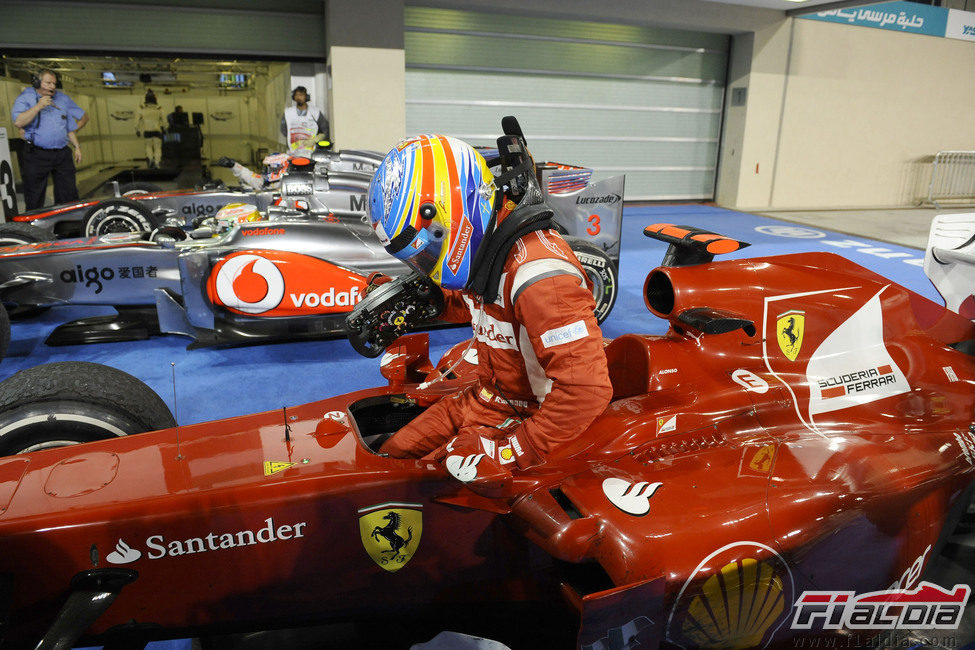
0;148;624;356
6;146;384;239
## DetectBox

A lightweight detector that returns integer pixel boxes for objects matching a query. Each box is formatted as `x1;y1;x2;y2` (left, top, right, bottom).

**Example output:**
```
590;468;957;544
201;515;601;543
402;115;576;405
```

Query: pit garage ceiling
0;0;326;58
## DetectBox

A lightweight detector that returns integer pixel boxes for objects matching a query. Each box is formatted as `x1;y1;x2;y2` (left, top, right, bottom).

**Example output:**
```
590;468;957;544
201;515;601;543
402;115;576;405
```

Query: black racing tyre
119;181;163;196
0;303;9;362
0;361;176;455
567;239;618;325
82;198;157;237
0;222;54;247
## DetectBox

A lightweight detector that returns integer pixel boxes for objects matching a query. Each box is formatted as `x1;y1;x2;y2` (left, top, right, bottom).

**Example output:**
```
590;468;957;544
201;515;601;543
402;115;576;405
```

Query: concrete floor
758;206;975;251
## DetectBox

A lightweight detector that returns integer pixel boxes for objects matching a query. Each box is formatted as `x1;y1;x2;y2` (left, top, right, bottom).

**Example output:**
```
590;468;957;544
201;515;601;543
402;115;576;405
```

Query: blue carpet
3;205;937;426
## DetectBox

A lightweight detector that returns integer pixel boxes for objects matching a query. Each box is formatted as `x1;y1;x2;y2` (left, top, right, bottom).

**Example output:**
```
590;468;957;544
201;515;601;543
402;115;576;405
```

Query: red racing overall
380;226;613;470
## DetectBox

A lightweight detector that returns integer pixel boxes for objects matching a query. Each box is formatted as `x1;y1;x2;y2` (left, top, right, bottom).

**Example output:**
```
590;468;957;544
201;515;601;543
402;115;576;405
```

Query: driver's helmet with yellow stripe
368;134;496;290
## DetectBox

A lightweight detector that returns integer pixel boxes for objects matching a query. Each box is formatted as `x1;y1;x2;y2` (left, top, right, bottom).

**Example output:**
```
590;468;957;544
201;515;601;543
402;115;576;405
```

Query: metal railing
924;150;975;207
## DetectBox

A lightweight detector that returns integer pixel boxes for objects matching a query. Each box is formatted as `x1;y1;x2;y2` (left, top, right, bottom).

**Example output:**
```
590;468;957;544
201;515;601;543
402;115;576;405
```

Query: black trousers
21;145;78;211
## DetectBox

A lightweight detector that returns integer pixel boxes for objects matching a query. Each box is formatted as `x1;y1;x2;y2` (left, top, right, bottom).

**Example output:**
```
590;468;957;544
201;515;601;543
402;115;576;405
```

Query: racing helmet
262;152;291;182
368;134;496;289
214;202;262;230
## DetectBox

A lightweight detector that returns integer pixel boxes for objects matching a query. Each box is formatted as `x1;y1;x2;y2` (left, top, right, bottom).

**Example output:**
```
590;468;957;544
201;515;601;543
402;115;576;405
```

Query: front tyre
82;198;156;236
0;362;175;455
567;239;618;324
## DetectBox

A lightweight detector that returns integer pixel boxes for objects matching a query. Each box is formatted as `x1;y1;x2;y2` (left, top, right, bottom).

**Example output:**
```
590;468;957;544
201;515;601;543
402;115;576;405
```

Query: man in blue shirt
11;69;89;210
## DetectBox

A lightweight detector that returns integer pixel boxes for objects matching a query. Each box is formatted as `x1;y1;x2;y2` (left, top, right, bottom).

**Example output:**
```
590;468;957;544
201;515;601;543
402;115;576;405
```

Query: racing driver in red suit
366;131;612;488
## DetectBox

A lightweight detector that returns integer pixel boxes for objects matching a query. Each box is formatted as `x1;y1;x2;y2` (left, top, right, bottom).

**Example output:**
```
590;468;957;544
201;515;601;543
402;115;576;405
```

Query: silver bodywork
12;150;379;236
0;163;624;346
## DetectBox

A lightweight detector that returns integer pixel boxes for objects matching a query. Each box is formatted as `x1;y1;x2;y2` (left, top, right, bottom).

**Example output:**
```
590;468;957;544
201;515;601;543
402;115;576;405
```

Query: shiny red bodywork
0;250;973;648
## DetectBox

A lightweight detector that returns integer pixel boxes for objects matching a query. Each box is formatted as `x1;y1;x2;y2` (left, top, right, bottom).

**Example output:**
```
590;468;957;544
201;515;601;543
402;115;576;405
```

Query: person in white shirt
280;86;329;152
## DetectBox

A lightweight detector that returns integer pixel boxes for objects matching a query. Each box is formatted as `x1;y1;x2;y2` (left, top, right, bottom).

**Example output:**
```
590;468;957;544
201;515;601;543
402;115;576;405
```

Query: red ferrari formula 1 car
0;224;971;649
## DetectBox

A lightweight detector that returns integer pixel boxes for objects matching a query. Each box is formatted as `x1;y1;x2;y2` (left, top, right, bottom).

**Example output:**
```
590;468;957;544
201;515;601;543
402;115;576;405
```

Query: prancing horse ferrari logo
358;503;422;572
776;310;805;361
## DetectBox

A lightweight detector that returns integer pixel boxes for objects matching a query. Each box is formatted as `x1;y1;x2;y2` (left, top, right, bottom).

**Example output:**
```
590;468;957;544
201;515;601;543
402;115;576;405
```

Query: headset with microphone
31;69;62;90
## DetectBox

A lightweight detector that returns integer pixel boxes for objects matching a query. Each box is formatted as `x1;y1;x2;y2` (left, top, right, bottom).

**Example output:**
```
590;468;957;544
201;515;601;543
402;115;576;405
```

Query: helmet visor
387;226;445;280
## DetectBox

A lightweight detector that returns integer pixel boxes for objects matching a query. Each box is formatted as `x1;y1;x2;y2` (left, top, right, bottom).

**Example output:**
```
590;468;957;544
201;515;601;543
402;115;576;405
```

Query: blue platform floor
3;204;939;427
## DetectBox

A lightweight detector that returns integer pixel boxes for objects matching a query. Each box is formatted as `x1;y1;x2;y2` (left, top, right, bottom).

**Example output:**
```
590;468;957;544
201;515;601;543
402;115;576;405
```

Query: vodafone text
289;287;361;308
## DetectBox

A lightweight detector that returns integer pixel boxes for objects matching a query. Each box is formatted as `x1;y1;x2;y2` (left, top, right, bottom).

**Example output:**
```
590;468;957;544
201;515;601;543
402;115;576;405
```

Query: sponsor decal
282;182;313;196
575;193;621;205
446;216;474;275
350;194;367;212
208;251;365;317
358;503;423;572
739;444;776;477
792;583;970;631
540;320;588;348
59;265;160;294
181;203;220;217
289;287;361;308
816;365;897;399
445;453;484;483
212;254;285;314
573;251;605;268
731;369;769;393
602;478;662;516
209;111;234;121
473;315;517;350
667;542;793;649
657;415;677;434
755;225;827;239
776;310;805;361
109;111;135;121
943;366;959;382
105;517;307;565
263;461;295;476
106;539;141;564
806;292;910;416
241;227;285;237
954;428;975;466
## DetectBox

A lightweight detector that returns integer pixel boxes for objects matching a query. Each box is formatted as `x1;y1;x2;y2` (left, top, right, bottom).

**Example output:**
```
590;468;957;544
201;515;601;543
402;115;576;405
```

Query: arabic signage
802;1;975;42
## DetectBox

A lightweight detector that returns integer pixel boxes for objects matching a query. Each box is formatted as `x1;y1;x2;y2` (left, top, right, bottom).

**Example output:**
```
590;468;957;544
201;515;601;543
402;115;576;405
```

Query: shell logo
212;254;285;314
667;542;794;649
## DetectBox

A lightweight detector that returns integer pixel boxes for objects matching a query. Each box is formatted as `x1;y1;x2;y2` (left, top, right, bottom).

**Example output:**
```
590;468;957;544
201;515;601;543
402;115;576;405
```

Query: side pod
35;568;137;650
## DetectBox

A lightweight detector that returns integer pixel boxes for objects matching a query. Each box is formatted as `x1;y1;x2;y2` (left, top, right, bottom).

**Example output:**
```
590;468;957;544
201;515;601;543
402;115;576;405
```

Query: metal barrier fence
924;150;975;207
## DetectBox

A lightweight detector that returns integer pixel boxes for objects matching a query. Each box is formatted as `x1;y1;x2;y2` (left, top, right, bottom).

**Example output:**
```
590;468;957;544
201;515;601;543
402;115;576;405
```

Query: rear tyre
567;239;618;324
83;198;156;236
0;361;175;455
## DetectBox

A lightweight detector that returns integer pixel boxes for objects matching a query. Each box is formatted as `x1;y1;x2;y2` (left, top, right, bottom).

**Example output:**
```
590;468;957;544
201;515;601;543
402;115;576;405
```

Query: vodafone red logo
208;251;368;317
213;254;285;314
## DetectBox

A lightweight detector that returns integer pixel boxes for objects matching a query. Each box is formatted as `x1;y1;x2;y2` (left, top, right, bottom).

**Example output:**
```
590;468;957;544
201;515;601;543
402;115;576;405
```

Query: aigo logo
207;251;367;317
